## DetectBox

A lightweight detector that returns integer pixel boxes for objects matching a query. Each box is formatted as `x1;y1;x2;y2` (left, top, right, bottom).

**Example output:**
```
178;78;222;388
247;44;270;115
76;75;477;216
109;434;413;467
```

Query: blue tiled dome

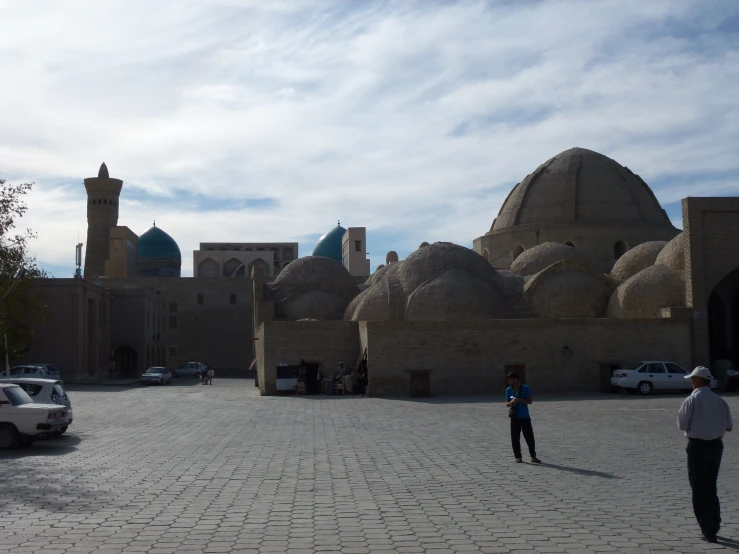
312;223;346;262
138;225;181;261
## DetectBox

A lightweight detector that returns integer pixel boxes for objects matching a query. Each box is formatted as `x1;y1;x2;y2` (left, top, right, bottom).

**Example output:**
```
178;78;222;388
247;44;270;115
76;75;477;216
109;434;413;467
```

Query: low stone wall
256;320;360;395
361;318;693;396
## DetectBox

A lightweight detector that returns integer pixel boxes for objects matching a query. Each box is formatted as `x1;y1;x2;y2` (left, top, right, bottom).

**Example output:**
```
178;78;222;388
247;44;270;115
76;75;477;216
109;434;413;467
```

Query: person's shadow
533;461;619;479
717;536;739;551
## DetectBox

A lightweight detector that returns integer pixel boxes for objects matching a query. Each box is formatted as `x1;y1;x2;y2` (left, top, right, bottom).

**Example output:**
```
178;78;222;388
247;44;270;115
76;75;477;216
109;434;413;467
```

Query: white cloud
1;0;738;275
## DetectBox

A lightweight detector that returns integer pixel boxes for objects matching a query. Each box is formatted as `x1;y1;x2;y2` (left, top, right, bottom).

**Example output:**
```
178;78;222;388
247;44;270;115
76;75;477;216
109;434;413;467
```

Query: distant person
505;372;541;464
200;363;209;385
207;366;214;385
677;366;733;543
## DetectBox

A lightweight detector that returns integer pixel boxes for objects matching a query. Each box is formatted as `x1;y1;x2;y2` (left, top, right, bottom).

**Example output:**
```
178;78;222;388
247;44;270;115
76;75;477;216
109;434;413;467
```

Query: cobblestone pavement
1;379;738;554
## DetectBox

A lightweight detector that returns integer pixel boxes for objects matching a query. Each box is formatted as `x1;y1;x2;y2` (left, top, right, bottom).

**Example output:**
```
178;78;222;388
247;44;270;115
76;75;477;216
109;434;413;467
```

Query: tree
0;177;47;362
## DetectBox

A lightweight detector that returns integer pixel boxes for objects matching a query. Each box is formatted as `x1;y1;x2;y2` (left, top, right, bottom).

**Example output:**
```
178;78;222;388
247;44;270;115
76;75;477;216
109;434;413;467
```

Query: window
636;365;647;373
18;383;43;397
230;294;237;305
666;363;687;375
197;293;204;305
168;346;178;357
647;363;665;373
169;315;178;329
169;301;177;313
355;240;362;252
613;240;628;260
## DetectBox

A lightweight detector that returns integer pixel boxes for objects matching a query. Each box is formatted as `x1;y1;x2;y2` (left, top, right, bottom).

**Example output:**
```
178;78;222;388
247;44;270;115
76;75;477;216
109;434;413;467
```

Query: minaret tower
83;163;123;278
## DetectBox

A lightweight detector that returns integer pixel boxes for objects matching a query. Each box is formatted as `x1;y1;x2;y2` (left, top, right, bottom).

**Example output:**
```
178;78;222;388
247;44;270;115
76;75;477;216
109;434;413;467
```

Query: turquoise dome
138;225;181;261
312;223;346;262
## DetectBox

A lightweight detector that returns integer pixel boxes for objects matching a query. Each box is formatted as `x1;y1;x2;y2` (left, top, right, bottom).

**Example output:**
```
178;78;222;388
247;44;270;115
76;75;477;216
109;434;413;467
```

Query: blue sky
1;0;738;277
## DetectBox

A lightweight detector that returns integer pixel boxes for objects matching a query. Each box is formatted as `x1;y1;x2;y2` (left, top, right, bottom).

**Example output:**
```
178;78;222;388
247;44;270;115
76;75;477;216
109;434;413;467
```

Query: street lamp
2;268;27;378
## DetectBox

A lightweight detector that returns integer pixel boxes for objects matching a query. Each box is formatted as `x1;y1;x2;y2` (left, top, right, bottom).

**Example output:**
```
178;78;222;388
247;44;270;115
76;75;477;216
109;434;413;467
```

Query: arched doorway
613;240;628;260
511;244;524;263
114;345;138;377
708;267;739;366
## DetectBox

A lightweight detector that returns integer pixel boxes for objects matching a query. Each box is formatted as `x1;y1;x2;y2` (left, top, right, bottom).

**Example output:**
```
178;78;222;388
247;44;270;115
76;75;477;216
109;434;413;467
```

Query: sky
1;0;738;277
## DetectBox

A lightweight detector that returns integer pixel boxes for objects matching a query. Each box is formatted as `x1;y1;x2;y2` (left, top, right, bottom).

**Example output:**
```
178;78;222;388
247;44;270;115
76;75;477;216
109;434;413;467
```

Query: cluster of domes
504;233;686;319
345;242;510;321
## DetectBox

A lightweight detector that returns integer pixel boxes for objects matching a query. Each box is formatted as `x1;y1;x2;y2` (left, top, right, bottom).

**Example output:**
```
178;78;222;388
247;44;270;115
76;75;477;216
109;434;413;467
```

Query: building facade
193;243;298;278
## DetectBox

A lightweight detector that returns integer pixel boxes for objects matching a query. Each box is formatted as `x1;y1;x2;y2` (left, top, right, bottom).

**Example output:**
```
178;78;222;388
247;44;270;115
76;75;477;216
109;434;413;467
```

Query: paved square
1;380;737;553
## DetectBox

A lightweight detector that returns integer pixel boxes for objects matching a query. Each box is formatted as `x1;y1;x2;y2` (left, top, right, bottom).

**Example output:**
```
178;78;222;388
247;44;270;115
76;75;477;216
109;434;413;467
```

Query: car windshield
146;368;164;374
4;386;34;406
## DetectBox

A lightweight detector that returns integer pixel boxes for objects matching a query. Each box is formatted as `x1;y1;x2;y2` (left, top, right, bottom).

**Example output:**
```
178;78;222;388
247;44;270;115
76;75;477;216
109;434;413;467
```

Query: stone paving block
0;381;737;554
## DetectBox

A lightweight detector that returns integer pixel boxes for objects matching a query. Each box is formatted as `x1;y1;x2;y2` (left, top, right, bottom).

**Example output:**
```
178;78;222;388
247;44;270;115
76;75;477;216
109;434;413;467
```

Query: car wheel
0;423;19;449
638;381;653;395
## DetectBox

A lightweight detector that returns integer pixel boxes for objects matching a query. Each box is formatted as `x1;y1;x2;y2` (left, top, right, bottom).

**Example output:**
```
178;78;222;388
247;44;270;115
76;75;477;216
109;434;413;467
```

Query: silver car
0;377;73;434
173;362;204;379
141;367;172;386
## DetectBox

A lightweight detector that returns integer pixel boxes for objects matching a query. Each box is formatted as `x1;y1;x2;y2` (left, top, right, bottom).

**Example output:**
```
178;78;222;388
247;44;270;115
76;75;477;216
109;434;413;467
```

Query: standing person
677;366;733;543
505;372;541;464
200;364;208;385
207;365;214;385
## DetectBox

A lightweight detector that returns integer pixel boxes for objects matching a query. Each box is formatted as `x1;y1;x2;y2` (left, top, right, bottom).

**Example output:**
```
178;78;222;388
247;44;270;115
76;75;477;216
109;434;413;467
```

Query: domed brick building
473;148;680;271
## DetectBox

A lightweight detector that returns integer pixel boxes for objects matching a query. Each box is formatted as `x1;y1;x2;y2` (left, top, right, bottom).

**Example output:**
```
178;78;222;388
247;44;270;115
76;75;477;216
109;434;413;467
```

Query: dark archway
114;345;138;377
708;267;739;367
613;240;628;260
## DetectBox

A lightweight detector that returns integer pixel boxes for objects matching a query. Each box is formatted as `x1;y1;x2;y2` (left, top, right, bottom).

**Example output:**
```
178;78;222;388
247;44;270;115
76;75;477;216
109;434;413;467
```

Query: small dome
347;242;511;321
607;265;685;318
510;242;597;276
386;251;399;264
138;226;181;261
419;242;430;248
493;148;673;231
610;241;667;281
405;268;506;321
525;260;613;319
312;224;346;261
655;232;685;272
271;256;359;320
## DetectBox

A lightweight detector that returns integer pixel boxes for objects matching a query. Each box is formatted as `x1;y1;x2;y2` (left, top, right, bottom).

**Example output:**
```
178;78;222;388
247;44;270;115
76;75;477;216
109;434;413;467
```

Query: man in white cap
677;366;733;543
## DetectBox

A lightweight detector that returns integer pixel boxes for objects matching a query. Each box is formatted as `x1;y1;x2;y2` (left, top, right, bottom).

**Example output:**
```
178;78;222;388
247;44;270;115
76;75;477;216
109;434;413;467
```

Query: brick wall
256;320;360;395
361;319;692;396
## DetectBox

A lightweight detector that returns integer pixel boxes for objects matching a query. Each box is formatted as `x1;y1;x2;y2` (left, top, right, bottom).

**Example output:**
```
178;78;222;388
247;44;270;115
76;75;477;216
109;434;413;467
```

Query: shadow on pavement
717;536;739;551
534;462;619;479
1;434;81;459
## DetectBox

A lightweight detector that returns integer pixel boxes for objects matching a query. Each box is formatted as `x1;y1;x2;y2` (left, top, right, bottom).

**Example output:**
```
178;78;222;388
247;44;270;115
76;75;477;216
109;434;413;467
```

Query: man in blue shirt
505;372;541;464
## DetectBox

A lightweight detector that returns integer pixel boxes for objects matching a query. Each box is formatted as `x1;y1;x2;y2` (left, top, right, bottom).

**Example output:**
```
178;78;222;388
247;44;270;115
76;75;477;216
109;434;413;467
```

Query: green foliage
0;177;47;361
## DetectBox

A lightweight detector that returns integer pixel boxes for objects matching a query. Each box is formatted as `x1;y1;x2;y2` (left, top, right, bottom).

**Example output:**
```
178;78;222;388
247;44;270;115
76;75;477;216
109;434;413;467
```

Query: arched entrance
114;345;138;377
708;267;739;366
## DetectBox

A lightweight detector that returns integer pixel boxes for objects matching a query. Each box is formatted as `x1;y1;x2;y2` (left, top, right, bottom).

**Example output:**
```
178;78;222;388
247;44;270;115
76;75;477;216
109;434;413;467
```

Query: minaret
83;163;123;278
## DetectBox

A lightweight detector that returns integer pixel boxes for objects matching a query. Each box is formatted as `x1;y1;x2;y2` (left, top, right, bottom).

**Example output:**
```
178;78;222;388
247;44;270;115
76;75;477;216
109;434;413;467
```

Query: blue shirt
505;384;531;419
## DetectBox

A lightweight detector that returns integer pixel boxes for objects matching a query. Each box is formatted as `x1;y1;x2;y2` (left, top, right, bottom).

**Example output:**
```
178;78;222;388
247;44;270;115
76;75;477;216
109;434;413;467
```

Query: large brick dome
492;147;673;230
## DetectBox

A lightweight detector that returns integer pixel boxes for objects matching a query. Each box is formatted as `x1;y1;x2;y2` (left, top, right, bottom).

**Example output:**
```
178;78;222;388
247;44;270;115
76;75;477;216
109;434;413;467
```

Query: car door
646;363;668;390
665;363;691;390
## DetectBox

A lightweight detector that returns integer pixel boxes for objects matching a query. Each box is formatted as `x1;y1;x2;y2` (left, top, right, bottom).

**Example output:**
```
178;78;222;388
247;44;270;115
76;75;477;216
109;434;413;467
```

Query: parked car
28;364;61;379
0;383;68;448
172;362;204;378
0;378;73;434
7;365;47;378
611;361;719;395
141;367;172;386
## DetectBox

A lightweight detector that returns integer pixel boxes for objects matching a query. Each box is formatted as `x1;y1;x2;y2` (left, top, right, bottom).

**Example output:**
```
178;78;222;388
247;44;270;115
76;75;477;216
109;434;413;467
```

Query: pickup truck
0;383;69;448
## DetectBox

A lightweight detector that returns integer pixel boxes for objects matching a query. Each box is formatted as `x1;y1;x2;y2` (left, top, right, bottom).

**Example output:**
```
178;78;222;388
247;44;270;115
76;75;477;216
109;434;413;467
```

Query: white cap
685;366;713;380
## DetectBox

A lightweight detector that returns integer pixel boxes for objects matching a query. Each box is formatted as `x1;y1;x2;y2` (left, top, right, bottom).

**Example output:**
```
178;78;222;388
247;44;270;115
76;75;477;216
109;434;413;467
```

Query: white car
0;383;68;448
7;365;47;378
611;361;718;395
141;367;173;386
0;378;73;434
173;362;204;379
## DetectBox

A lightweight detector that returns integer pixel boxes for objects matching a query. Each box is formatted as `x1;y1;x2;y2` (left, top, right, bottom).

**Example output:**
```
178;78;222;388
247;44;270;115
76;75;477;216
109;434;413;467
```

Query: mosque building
15;149;739;395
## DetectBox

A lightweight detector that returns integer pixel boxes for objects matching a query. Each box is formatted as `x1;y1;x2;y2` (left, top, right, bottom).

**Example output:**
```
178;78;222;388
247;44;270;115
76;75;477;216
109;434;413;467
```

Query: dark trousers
511;418;536;459
687;438;723;539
